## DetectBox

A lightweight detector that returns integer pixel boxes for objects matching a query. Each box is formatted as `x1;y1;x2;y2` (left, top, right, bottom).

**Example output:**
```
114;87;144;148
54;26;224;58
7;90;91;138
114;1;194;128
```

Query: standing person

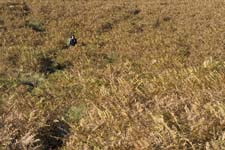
67;35;77;47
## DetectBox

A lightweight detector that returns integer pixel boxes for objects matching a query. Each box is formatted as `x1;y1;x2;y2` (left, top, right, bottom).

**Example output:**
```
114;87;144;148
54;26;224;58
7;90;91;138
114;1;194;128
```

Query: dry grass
0;0;225;149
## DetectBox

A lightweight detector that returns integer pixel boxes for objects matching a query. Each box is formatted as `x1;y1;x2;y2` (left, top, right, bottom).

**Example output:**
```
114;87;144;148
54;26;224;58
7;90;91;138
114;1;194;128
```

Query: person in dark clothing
67;35;77;46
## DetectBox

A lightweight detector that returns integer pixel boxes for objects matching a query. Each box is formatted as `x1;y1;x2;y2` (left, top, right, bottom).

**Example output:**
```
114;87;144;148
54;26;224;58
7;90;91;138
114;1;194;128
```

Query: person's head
71;35;75;39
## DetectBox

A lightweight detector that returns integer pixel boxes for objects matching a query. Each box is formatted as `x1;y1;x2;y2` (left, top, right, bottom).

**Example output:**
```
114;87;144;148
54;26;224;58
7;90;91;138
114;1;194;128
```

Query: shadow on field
38;56;72;75
35;120;70;150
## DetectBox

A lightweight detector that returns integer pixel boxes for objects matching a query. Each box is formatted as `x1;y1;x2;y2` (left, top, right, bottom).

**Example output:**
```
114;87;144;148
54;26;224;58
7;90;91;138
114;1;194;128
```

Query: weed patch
66;104;86;123
26;21;45;32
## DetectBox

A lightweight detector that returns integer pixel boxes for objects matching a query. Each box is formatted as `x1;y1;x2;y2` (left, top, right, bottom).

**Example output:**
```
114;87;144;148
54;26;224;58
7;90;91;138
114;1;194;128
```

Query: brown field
0;0;225;149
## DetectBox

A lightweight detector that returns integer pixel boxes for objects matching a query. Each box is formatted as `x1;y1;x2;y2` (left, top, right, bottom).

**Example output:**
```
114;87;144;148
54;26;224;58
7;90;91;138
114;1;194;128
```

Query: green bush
66;104;86;122
26;21;45;32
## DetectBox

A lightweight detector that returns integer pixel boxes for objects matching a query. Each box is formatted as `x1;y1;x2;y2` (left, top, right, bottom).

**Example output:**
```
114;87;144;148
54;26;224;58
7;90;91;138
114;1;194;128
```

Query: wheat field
0;0;225;149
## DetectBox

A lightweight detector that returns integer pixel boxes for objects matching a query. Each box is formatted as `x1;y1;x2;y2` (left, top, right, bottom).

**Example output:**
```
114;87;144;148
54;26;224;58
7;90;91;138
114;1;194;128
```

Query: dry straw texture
0;0;225;149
